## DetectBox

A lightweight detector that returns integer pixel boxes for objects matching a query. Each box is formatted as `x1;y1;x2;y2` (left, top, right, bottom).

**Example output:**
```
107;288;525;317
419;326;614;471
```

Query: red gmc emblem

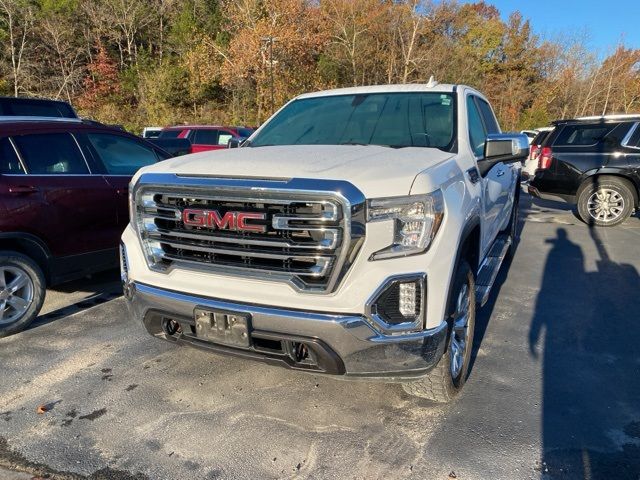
182;209;267;233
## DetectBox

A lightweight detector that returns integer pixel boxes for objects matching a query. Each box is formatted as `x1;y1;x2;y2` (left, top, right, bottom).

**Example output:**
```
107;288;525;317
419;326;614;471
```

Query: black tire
402;259;476;402
577;177;635;227
0;251;46;338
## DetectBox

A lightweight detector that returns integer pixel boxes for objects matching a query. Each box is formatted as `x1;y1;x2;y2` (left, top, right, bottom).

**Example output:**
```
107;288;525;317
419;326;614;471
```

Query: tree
0;0;35;96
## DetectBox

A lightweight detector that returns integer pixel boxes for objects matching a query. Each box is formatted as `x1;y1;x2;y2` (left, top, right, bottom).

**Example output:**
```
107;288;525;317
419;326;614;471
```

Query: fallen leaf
36;404;49;414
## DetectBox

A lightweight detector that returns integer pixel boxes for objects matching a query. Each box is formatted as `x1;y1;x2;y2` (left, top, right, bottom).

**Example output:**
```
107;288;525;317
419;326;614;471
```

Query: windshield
249;92;456;150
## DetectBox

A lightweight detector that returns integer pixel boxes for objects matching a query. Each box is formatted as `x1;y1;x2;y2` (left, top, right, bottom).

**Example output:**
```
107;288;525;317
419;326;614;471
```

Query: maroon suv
0;117;171;336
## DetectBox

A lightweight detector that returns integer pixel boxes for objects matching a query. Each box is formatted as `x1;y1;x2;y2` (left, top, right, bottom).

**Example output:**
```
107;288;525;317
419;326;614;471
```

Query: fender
0;232;52;258
442;216;482;336
0;232;52;282
579;167;640;202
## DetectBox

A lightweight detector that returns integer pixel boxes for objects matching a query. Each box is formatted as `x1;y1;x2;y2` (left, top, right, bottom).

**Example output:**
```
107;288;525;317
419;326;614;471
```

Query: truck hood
141;145;454;197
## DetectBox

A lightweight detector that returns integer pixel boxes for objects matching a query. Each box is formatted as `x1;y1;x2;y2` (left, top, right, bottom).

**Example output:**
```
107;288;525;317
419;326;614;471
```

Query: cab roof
295;83;458;100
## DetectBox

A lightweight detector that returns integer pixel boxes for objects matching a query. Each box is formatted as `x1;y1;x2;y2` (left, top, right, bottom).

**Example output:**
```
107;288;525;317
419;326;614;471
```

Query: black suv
0;96;78;118
529;115;640;226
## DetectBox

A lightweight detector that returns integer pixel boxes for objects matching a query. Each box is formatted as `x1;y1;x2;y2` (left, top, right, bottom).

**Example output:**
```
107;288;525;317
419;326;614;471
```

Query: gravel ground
0;193;639;480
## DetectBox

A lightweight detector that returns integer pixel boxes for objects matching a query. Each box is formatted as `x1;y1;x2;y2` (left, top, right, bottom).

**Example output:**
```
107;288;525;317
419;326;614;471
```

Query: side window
86;133;158;175
476;98;500;134
625;123;640;148
554;124;620;147
467;96;487;157
158;129;182;139
218;132;233;145
13;133;88;174
0;138;25;174
193;129;219;145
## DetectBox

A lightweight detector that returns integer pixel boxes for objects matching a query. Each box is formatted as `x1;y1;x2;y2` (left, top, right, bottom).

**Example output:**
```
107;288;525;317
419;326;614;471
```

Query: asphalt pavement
0;193;639;480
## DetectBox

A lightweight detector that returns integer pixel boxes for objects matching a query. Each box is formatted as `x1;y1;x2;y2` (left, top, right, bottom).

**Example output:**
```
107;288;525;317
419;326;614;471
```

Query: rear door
77;131;164;229
8;131;116;257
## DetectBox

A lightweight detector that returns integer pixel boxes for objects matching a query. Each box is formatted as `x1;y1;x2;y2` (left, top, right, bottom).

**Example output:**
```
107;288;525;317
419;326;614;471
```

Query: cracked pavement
0;194;639;479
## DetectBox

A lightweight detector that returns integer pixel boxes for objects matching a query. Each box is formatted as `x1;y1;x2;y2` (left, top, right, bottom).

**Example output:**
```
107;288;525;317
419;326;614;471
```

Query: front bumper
125;281;448;380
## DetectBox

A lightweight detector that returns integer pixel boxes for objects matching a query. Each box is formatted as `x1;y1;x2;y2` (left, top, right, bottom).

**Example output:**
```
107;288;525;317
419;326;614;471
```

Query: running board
475;234;512;307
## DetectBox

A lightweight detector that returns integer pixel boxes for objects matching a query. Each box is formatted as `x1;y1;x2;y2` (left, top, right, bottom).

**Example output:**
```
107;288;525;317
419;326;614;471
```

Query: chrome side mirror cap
484;133;529;162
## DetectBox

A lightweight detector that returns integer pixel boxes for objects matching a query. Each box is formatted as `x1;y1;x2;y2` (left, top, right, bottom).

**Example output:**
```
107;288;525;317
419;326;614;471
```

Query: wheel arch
0;233;51;284
578;171;640;208
446;217;481;316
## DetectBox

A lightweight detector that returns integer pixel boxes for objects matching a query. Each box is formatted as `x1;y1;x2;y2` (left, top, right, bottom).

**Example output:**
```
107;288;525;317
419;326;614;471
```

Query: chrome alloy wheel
587;188;625;223
450;282;470;379
0;266;34;326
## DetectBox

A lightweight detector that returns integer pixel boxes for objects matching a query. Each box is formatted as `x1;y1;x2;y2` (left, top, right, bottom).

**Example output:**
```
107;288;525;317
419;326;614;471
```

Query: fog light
366;274;426;333
399;282;417;317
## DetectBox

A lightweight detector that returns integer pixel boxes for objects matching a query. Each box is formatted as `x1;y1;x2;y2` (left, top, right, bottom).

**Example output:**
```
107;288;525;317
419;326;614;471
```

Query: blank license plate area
194;308;251;348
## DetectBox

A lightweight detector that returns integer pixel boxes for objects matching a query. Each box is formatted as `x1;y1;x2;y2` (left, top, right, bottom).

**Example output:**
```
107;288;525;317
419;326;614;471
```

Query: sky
465;0;640;54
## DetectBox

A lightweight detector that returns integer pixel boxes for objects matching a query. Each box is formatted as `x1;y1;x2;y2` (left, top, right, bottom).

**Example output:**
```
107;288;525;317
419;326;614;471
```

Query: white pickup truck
120;83;528;402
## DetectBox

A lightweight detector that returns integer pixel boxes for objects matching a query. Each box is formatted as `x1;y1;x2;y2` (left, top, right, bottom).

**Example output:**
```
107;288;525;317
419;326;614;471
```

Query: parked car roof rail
553;113;640;124
0;115;83;123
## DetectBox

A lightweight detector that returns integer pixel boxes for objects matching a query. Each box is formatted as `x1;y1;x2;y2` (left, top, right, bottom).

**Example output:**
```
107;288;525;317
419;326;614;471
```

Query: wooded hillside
1;0;638;132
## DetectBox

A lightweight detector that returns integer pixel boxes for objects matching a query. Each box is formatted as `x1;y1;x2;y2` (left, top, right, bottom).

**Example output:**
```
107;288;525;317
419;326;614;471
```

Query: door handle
8;185;39;195
496;170;505;177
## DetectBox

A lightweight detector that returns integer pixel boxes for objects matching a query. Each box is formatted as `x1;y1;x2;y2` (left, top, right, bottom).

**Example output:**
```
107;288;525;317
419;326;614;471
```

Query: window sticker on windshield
440;95;451;106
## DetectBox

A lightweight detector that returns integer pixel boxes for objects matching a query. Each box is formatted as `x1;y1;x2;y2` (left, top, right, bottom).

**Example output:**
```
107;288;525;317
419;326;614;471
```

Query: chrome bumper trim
126;282;448;379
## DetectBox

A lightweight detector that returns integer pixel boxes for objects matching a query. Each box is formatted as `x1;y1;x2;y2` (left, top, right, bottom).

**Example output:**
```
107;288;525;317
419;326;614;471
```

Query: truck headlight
128;182;137;232
367;191;444;260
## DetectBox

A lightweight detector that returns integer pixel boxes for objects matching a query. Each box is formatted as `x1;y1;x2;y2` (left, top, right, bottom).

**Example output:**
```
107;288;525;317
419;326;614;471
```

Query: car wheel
577;177;635;227
0;251;46;338
402;259;476;402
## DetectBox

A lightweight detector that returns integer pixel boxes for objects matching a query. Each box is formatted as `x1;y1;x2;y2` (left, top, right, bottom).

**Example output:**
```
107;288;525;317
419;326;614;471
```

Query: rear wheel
0;251;46;338
402;259;476;402
577;177;635;227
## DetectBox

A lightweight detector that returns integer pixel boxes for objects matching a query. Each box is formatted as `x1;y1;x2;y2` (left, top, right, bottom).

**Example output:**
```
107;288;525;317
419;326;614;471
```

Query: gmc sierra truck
121;83;528;402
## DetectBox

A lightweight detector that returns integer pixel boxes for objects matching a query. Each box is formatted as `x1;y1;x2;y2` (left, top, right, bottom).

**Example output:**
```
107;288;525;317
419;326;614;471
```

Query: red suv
0;117;171;336
158;125;254;153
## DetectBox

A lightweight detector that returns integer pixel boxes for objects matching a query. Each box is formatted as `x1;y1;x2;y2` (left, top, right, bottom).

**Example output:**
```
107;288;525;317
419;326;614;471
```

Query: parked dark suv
0;117;171;336
529;114;640;226
0;96;78;118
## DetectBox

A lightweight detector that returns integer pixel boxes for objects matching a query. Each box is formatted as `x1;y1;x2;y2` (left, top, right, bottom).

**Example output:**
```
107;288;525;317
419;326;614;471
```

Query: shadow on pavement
529;227;640;479
29;270;121;331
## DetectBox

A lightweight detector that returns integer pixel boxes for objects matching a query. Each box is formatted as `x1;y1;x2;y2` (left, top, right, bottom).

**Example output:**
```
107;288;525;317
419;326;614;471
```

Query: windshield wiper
338;141;369;146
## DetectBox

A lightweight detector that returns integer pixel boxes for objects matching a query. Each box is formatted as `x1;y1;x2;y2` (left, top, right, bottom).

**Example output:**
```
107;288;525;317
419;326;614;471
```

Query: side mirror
484;133;529;163
227;138;241;149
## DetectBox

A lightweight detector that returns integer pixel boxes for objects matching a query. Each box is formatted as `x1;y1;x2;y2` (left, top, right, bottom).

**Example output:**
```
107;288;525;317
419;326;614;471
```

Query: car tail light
538;147;553;170
529;145;540;161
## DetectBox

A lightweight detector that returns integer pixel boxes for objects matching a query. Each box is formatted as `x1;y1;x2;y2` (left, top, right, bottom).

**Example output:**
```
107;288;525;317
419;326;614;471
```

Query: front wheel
577;177;635;227
0;251;46;338
402;259;476;402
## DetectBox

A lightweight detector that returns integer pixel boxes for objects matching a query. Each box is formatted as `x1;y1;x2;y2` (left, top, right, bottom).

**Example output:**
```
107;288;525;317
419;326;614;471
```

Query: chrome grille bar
132;174;366;293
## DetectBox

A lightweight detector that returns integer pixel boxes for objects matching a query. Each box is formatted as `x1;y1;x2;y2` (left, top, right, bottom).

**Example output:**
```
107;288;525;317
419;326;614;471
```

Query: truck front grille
133;175;366;293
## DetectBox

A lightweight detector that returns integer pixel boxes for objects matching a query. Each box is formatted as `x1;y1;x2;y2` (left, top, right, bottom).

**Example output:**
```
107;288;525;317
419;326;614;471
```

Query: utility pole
261;36;277;115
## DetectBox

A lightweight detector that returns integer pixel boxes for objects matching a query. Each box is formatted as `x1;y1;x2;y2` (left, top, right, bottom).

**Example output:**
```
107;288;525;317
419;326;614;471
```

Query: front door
466;95;510;254
8;131;117;257
78;131;162;229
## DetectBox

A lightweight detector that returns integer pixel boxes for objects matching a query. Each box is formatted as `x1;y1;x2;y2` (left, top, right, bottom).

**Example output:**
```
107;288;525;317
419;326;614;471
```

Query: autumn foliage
0;0;638;132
